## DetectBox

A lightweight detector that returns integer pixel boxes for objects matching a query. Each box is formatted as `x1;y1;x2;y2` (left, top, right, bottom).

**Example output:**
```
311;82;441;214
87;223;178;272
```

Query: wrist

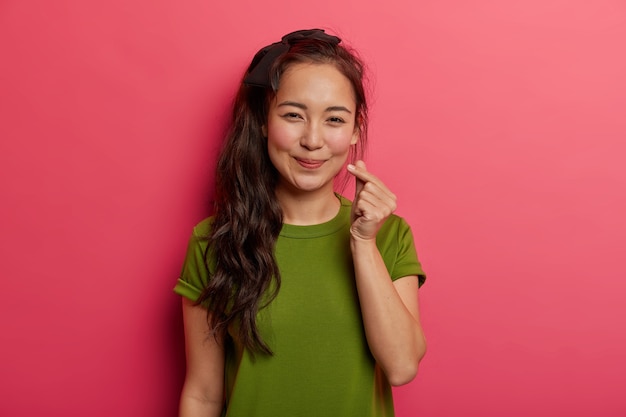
350;233;378;251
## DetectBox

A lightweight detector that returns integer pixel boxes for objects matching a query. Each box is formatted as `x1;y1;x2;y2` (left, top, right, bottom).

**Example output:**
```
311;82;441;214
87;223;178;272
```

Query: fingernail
347;164;355;170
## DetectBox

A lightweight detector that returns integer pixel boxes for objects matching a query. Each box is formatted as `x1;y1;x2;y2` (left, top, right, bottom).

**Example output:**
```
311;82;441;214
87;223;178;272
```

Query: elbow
386;365;418;386
384;357;421;387
386;343;427;387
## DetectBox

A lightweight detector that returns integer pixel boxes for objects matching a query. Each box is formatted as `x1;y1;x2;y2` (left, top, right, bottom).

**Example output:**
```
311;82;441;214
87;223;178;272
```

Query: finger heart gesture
347;160;397;241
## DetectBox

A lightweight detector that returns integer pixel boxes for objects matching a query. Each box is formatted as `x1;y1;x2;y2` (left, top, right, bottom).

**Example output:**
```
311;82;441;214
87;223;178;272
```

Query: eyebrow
277;101;353;114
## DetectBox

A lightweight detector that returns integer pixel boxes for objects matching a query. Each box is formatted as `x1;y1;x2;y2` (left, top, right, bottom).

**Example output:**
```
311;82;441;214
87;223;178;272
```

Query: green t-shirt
174;195;425;417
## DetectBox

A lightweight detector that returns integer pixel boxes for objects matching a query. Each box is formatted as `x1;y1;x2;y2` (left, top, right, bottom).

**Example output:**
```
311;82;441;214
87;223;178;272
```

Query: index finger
347;162;395;197
347;161;377;182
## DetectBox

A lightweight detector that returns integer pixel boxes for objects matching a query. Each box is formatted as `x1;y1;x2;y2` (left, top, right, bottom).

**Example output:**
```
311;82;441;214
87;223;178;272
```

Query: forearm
351;237;426;386
180;298;225;417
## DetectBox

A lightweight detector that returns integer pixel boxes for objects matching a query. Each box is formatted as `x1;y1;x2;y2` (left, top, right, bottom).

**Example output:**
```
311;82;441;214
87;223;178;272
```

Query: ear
350;124;360;145
261;125;268;138
350;129;361;145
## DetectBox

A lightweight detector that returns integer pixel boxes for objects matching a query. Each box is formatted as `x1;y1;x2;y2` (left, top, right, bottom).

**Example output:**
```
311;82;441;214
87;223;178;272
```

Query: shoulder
191;217;214;239
184;217;215;261
376;214;426;286
377;214;414;249
380;214;412;236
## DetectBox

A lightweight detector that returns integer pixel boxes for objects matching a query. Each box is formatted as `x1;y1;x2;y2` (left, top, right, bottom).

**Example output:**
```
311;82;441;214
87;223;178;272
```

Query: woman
174;29;427;417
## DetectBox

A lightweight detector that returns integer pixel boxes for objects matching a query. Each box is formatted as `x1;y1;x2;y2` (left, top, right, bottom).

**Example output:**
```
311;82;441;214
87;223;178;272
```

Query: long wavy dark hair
196;33;369;355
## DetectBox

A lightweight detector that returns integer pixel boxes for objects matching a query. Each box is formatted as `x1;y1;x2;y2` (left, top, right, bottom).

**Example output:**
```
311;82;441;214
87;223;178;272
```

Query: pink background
1;1;625;416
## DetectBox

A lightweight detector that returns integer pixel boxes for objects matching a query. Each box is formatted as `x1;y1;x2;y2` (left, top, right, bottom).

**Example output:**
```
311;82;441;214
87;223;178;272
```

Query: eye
282;112;303;120
328;116;346;124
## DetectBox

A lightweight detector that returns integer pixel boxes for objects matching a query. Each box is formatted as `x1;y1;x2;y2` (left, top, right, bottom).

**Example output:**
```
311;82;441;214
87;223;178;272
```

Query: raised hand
347;160;397;241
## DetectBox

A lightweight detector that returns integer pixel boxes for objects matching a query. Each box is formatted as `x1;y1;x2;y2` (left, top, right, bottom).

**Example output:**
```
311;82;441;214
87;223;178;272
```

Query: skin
179;62;426;416
263;62;359;225
348;160;427;385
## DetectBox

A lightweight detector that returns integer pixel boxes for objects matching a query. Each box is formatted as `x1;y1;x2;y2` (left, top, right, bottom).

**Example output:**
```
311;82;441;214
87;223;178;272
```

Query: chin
293;183;327;192
287;177;333;193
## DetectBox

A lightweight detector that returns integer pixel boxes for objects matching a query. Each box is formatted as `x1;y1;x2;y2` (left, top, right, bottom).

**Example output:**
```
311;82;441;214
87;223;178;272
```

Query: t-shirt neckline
279;194;351;239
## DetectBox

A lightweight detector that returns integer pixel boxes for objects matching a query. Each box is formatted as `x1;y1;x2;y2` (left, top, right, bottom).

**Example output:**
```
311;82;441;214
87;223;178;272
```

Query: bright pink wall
1;1;625;416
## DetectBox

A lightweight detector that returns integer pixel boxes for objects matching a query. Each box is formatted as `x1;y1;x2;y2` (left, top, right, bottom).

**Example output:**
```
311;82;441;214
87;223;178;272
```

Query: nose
300;121;323;150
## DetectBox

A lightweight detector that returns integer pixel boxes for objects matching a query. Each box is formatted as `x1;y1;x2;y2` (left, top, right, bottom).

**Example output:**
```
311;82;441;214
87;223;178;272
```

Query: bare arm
348;161;427;386
179;297;225;417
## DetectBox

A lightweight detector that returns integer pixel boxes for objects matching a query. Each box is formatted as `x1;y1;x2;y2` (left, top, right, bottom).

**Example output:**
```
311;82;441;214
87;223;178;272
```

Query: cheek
266;122;298;151
326;130;356;153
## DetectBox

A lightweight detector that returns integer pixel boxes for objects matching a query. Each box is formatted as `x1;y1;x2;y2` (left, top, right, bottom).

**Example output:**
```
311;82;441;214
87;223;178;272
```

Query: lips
295;158;325;169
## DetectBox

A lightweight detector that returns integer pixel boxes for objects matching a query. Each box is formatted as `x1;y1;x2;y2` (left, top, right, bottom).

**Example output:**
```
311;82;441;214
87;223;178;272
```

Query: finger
347;163;396;202
353;188;397;218
350;160;367;199
347;161;387;190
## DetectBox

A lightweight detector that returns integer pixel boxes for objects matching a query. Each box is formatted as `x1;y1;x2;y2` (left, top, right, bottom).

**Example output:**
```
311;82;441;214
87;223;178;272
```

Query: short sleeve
376;215;426;287
173;219;213;302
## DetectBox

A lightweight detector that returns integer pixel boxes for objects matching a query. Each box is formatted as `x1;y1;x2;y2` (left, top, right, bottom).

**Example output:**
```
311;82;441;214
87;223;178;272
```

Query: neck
275;185;340;226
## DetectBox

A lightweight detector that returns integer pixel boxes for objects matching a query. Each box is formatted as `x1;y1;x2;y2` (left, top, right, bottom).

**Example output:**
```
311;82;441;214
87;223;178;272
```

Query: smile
295;158;326;169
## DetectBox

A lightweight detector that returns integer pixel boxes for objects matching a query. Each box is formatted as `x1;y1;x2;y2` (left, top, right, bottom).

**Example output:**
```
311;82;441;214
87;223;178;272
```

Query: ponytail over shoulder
196;84;283;355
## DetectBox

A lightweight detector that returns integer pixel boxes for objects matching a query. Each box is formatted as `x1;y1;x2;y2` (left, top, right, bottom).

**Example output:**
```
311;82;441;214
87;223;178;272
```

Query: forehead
274;62;356;108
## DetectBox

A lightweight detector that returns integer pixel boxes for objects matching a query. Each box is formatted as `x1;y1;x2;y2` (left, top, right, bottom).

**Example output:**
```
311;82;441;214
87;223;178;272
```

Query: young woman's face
265;62;359;195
